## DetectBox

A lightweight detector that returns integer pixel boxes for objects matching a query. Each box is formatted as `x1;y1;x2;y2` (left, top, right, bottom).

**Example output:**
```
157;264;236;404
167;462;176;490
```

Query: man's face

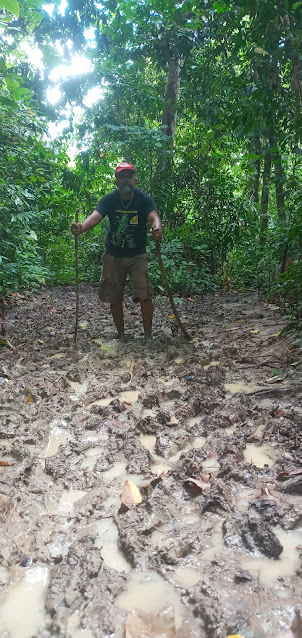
115;170;137;196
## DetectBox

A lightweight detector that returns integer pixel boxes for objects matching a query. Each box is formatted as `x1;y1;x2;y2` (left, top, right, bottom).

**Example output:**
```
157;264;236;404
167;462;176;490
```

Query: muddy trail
0;285;302;638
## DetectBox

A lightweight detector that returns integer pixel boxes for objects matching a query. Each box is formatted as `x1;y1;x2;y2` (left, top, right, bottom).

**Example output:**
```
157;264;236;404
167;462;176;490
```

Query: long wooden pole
74;209;79;343
156;241;192;341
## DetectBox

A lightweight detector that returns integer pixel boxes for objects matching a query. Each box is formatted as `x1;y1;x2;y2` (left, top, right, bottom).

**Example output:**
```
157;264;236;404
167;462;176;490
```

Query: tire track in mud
0;287;301;638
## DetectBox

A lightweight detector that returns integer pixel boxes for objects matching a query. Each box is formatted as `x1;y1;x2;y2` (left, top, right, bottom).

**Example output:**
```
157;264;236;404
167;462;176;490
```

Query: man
71;162;162;340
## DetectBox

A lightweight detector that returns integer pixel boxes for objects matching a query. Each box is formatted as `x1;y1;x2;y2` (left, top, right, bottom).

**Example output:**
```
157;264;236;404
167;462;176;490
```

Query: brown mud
0;285;302;638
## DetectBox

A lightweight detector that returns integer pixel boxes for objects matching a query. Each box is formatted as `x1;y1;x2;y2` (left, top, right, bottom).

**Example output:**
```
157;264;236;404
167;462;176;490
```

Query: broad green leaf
27;0;44;6
0;95;17;107
254;47;269;55
5;76;19;91
0;0;19;17
292;2;302;9
40;44;61;66
12;88;33;100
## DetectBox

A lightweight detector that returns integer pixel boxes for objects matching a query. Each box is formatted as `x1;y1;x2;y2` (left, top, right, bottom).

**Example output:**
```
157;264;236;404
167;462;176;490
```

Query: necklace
120;192;134;210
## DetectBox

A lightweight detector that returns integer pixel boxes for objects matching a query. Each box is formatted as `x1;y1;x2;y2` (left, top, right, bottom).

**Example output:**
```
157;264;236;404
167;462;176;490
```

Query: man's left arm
147;210;162;242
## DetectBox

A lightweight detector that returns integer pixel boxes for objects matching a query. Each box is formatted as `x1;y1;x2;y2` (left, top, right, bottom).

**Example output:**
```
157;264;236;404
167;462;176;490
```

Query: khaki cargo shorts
99;253;153;303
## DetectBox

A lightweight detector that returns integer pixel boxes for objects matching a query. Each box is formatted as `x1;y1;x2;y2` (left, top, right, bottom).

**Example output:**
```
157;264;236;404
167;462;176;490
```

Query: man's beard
120;184;134;196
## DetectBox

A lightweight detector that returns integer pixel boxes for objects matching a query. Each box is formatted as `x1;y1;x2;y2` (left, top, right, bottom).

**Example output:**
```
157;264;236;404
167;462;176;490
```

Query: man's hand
150;225;162;242
147;210;162;242
71;222;83;235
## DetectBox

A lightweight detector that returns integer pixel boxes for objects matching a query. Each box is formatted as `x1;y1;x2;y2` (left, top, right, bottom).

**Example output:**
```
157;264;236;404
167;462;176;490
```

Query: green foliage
148;239;218;295
0;0;302;316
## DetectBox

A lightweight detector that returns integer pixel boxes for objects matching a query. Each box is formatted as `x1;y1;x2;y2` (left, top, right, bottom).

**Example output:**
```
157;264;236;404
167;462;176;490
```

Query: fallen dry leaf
284;452;295;461
225;635;245;638
166;415;178;427
184;477;211;494
142;394;159;408
265;375;286;384
270;406;286;418
121;480;142;507
126;359;135;373
250;329;260;334
234;569;252;582
291;606;302;638
247;422;266;443
200;472;212;483
277;469;302;481
26;392;35;404
0;460;12;466
126;606;175;638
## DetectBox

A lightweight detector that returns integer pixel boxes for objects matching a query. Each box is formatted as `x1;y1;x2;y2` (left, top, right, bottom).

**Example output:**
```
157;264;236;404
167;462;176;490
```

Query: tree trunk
152;57;181;207
269;133;286;223
248;136;261;203
161;57;181;145
259;150;272;243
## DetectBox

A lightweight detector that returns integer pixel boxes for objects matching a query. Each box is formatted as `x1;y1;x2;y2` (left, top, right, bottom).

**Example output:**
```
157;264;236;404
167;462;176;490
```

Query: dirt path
0;286;301;638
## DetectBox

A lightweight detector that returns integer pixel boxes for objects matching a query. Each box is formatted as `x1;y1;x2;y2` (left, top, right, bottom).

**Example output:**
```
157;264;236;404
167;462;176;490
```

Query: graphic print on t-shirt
94;188;156;257
111;210;138;249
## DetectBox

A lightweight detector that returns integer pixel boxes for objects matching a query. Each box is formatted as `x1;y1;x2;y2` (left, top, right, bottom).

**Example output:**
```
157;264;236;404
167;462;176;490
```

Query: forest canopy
1;0;302;315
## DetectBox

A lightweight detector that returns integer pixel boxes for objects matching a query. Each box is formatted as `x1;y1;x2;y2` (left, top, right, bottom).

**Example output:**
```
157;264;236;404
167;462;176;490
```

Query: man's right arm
71;210;102;235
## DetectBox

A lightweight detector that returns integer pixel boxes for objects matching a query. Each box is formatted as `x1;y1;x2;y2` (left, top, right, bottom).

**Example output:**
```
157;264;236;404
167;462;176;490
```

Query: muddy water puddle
151;508;201;550
0;566;49;638
241;528;302;587
225;425;238;435
68;380;87;394
173;567;202;588
187;415;203;429
82;446;104;471
202;520;225;561
235;486;257;511
89;390;139;408
95;519;131;573
203;360;220;370
116;570;184;630
48;533;70;559
67;611;94;638
101;461;147;487
244;442;276;467
140;434;206;473
45;490;87;516
201;519;302;589
224;381;259;394
43;423;69;458
81;431;108;445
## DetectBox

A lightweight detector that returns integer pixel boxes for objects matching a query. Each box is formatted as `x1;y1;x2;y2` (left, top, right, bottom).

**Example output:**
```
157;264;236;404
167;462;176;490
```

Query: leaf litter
0;286;301;638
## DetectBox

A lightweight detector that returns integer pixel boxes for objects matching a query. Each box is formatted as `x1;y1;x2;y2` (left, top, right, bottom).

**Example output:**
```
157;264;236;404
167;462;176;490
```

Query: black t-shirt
95;188;156;257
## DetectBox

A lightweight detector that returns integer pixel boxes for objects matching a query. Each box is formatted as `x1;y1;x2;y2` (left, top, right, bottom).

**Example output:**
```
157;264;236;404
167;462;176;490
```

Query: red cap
115;162;135;175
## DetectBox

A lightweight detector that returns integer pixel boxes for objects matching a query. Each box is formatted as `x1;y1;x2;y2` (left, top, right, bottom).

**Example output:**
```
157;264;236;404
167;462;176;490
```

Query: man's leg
99;255;126;338
140;298;153;339
129;255;154;339
110;302;125;339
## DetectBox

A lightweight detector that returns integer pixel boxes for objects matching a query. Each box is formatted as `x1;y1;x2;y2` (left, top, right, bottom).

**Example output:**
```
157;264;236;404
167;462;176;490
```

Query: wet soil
0;285;302;638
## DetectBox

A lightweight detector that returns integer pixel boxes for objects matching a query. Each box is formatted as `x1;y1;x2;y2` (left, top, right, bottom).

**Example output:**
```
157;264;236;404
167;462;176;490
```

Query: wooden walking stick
156;241;192;341
74;209;80;343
